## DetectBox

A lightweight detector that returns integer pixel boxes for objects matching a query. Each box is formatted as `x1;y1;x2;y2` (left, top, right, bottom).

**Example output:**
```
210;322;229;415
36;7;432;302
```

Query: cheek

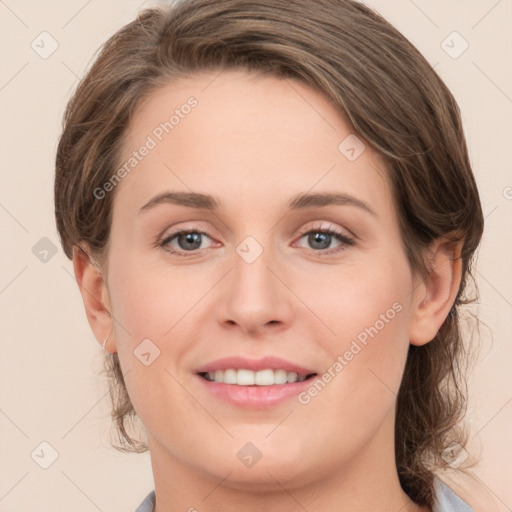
313;253;411;350
105;260;202;435
308;252;413;407
107;256;208;344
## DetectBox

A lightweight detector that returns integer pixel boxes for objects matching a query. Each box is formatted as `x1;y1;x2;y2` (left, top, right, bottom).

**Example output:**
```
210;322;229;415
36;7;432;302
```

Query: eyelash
158;224;355;258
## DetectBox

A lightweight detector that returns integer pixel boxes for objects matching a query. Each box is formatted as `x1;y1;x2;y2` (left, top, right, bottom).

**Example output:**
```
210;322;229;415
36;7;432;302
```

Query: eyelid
295;221;353;239
157;220;217;244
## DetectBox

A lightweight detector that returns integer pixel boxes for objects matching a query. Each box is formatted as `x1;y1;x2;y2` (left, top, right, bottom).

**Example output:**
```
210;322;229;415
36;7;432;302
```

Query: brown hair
54;0;484;507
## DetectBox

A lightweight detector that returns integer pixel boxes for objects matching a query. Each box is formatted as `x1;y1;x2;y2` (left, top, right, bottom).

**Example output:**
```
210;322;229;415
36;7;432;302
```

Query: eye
160;230;214;256
295;225;355;255
158;224;355;258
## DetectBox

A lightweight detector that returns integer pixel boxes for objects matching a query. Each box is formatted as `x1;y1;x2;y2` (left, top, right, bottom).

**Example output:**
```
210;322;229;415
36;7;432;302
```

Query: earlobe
72;242;115;351
409;239;463;347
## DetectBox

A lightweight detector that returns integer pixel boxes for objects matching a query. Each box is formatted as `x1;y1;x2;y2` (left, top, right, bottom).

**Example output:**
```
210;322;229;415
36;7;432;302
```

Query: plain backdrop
0;0;511;510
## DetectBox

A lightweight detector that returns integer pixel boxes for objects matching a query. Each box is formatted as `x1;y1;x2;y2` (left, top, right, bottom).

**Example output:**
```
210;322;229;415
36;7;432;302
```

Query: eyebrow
139;191;377;216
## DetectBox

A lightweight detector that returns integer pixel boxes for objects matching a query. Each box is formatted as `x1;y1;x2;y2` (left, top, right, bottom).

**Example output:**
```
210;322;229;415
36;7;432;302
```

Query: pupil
309;232;330;250
179;232;202;250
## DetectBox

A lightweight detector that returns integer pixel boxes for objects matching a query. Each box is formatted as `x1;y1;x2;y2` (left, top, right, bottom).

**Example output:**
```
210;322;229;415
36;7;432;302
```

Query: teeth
203;369;312;385
223;369;237;384
238;369;255;385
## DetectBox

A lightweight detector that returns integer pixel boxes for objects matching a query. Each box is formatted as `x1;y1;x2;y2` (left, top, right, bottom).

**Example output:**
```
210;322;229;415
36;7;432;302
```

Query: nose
216;240;294;337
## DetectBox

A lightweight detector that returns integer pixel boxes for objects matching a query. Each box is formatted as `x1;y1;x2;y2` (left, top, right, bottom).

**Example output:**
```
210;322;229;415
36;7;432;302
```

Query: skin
74;70;462;512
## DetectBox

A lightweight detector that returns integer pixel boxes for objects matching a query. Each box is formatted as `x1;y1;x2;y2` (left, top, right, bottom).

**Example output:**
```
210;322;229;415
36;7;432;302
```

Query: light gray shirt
135;477;474;512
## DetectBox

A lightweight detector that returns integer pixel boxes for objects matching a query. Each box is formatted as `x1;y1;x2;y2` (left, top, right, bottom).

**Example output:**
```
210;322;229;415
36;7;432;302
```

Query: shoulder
433;477;474;512
135;490;155;512
134;482;474;512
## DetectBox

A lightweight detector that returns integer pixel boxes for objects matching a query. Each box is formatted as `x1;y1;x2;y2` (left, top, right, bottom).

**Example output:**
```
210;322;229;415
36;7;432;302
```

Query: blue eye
296;228;355;254
161;230;213;255
159;226;354;257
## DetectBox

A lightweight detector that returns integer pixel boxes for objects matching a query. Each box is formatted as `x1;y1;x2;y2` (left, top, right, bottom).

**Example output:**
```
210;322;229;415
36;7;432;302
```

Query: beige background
1;0;511;510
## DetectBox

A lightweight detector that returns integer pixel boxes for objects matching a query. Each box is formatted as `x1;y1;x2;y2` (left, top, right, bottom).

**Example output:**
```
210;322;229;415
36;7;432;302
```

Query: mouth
194;356;319;407
198;369;318;386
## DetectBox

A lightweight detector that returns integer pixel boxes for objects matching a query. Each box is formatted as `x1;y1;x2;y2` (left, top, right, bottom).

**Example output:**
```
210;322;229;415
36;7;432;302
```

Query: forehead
114;70;392;217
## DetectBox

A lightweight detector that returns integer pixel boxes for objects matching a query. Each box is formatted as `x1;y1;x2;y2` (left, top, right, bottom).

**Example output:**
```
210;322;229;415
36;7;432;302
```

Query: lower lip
196;374;317;409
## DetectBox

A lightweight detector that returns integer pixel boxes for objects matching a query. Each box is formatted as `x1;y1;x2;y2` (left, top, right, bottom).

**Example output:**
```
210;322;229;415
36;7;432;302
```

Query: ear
72;242;116;353
409;238;463;346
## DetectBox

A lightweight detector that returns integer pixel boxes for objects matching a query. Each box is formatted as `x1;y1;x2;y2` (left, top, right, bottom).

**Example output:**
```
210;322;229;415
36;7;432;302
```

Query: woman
54;0;486;510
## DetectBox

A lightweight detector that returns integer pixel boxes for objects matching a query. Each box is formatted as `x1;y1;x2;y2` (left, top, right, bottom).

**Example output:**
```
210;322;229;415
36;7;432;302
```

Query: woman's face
104;70;420;487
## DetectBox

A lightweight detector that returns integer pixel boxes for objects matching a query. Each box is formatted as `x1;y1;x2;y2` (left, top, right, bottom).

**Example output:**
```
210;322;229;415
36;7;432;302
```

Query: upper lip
196;356;317;376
